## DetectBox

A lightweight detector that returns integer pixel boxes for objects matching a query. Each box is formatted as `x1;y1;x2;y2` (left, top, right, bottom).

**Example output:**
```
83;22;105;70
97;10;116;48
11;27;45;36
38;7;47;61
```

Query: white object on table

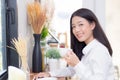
58;48;72;57
37;77;57;80
8;66;26;80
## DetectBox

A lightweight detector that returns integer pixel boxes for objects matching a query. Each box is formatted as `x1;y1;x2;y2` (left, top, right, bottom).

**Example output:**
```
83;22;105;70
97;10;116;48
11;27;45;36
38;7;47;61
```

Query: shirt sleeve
49;66;75;77
73;49;114;80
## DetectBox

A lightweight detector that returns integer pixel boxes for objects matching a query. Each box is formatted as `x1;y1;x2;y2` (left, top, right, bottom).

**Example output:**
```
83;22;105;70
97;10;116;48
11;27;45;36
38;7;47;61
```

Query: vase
32;34;42;73
19;56;30;80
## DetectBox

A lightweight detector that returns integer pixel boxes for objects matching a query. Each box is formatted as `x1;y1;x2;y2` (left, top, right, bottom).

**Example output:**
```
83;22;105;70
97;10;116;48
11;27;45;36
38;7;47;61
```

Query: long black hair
70;8;113;60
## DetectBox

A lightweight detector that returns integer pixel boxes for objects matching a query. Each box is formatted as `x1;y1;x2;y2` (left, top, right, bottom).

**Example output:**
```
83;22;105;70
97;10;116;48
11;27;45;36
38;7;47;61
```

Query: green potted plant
45;48;61;59
45;48;61;71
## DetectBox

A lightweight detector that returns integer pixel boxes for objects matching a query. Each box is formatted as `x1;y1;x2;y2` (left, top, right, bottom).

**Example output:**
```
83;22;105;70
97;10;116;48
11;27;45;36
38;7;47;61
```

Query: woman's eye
72;26;75;28
79;24;83;26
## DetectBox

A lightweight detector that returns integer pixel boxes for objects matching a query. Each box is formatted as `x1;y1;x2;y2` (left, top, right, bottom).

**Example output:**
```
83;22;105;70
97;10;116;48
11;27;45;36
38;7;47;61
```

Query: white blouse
49;39;115;80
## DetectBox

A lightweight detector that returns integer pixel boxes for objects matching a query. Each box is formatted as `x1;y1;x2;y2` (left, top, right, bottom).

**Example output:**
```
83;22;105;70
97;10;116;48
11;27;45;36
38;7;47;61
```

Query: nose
74;26;80;32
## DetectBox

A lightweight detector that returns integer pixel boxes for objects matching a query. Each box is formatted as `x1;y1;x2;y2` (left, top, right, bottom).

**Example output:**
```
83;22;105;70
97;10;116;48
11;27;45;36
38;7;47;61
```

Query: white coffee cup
58;48;72;57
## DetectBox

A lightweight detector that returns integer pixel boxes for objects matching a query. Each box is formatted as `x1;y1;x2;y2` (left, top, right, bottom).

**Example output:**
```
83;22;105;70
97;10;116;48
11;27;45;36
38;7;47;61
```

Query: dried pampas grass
11;37;28;69
11;37;27;57
41;0;55;30
27;1;46;34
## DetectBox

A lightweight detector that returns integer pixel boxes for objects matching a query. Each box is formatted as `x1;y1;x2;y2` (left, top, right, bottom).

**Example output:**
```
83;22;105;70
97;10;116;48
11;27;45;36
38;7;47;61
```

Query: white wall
82;0;105;30
106;0;120;67
17;0;34;69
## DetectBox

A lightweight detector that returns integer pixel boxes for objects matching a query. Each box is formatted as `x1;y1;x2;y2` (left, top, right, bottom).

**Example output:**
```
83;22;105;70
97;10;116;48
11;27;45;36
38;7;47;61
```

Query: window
0;0;7;75
0;0;18;79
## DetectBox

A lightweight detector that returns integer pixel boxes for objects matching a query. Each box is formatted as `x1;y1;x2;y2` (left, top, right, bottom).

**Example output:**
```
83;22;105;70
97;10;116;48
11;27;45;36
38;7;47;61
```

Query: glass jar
19;56;30;80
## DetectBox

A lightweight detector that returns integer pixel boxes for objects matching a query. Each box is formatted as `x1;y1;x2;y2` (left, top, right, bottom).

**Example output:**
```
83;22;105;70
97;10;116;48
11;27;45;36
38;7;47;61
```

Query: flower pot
48;59;59;72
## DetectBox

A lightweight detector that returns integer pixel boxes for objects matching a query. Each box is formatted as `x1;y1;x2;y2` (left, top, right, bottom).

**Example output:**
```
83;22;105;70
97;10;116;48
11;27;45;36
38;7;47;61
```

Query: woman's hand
64;50;80;67
33;72;50;80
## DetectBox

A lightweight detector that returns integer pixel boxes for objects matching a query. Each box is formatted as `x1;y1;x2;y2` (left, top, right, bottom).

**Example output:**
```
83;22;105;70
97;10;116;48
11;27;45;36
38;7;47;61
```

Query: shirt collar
82;39;98;55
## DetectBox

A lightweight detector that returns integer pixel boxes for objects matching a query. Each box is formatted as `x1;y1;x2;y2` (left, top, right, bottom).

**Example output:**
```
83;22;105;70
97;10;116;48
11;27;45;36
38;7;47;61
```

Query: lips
75;33;83;39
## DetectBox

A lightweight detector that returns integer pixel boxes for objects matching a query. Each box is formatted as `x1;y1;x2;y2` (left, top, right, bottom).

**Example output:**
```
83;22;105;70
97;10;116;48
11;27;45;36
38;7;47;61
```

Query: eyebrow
72;21;82;25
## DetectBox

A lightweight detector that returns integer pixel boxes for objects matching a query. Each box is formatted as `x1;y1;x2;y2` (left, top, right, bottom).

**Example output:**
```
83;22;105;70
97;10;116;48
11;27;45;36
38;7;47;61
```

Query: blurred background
0;0;120;79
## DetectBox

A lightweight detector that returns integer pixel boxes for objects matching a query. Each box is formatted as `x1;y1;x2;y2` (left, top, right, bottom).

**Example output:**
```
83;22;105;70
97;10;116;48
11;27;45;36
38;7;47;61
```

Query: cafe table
30;72;66;80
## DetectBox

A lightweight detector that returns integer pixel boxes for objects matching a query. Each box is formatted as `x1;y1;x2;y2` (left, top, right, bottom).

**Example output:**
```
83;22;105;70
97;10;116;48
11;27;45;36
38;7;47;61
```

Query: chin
78;39;84;42
76;37;85;42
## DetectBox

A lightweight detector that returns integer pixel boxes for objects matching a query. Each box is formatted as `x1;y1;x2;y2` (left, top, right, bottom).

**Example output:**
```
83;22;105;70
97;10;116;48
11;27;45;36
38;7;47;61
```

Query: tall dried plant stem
27;2;46;34
11;37;28;70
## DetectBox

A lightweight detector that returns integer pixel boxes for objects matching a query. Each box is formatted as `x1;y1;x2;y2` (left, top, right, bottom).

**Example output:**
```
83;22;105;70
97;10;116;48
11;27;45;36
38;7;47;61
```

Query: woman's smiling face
72;16;95;44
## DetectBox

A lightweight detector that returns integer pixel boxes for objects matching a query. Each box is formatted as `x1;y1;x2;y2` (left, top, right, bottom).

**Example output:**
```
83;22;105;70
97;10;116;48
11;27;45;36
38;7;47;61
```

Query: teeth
77;33;83;38
78;35;82;38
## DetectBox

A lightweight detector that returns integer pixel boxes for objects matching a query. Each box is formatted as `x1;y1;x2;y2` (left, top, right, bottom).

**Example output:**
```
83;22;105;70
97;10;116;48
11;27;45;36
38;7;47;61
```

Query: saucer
37;77;57;80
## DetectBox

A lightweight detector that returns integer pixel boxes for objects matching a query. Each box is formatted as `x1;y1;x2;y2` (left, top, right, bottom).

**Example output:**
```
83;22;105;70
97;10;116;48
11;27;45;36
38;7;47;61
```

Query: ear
90;21;95;30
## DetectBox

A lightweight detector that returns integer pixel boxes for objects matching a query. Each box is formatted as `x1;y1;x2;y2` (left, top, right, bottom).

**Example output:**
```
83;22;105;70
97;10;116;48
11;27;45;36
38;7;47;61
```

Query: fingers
64;50;74;58
33;77;36;80
63;50;80;66
33;72;50;80
33;73;44;80
64;50;73;63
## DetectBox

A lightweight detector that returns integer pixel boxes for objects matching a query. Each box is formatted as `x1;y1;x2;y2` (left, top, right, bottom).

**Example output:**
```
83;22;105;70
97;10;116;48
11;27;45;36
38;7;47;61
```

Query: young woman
34;8;114;80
